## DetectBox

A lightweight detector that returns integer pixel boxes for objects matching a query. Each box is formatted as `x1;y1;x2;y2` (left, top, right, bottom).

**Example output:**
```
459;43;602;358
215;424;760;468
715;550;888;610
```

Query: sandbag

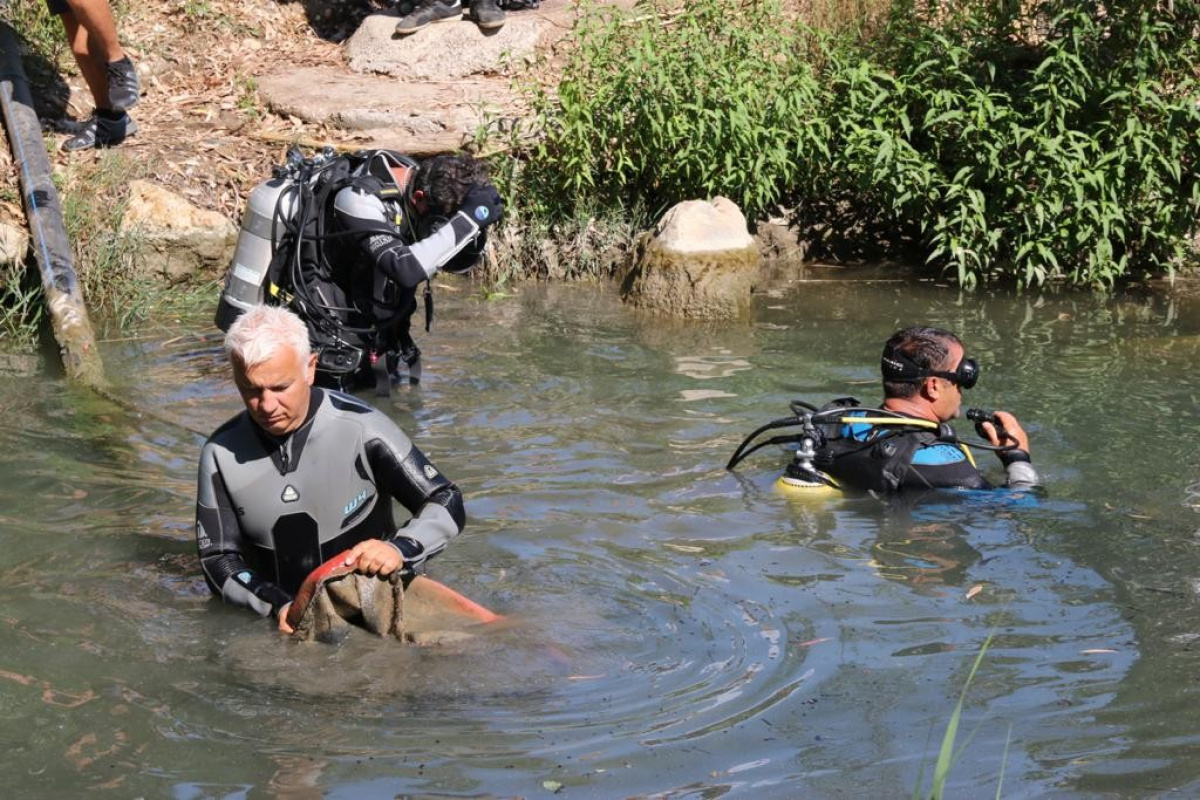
287;550;500;644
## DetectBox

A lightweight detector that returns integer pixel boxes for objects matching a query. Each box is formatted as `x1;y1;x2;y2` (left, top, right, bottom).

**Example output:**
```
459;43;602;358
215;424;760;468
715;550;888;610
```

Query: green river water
2;268;1199;797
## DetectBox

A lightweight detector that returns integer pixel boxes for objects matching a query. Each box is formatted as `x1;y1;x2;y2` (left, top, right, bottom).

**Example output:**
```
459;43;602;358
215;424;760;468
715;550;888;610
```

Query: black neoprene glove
998;448;1032;466
459;184;504;229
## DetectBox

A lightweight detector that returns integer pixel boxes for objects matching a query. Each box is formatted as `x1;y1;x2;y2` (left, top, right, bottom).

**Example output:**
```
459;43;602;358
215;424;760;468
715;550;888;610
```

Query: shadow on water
3;275;1200;795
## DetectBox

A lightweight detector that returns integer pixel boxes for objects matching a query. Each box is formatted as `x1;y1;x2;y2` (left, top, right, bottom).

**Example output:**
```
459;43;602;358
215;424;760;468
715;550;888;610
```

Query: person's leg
55;11;137;150
469;0;505;31
395;0;463;35
62;0;125;63
58;12;112;108
58;0;140;112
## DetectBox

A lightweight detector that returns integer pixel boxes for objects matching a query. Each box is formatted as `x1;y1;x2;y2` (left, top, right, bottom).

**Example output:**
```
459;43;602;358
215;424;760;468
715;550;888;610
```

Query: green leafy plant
819;0;1200;287
4;0;68;66
512;0;831;224
234;71;262;120
498;0;1200;288
55;151;210;330
0;261;44;347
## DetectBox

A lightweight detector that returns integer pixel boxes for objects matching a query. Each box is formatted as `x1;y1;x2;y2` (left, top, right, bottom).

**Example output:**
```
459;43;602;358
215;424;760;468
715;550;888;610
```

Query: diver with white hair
195;305;466;632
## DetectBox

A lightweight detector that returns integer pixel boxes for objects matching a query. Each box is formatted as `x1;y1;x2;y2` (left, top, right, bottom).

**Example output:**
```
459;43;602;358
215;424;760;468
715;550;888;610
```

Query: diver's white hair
224;305;311;367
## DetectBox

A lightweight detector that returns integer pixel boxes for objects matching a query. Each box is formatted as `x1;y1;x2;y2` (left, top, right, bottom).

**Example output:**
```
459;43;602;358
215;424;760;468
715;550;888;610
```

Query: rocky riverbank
2;0;626;289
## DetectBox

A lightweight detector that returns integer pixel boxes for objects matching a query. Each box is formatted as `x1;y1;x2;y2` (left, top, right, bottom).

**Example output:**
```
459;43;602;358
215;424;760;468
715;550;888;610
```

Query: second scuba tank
214;171;301;332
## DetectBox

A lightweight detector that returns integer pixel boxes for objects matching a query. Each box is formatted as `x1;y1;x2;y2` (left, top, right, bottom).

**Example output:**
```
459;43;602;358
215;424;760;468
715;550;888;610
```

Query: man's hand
342;539;403;577
459;184;504;229
277;602;295;635
982;410;1031;454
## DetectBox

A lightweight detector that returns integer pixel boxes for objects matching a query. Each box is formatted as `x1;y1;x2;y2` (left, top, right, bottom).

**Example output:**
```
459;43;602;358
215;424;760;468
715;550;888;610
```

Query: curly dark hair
414;154;491;216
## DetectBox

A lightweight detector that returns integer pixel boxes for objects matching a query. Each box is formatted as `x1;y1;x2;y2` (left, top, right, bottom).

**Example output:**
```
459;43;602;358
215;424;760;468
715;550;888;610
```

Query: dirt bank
8;0;569;229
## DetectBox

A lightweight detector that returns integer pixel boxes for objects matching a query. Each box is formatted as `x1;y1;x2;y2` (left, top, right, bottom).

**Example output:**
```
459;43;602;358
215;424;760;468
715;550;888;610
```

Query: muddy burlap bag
293;571;405;644
287;551;500;645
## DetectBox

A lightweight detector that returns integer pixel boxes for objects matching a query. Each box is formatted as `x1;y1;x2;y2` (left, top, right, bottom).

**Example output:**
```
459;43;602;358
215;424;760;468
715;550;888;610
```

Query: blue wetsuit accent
911;444;969;466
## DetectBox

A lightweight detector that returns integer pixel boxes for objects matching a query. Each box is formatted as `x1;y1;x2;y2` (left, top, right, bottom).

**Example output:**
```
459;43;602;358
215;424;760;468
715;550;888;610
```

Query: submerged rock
622;197;760;319
120;180;237;279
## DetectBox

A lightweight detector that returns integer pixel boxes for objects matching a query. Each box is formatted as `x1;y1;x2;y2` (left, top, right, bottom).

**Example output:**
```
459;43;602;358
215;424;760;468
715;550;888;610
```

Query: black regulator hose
726;416;809;470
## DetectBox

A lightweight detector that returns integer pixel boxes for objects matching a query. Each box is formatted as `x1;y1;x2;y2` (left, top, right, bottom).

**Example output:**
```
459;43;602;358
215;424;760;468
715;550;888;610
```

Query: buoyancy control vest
215;148;426;390
811;401;988;493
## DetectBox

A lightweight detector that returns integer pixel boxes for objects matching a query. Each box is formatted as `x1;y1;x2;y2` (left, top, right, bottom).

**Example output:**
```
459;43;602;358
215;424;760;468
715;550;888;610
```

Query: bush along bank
494;0;1200;289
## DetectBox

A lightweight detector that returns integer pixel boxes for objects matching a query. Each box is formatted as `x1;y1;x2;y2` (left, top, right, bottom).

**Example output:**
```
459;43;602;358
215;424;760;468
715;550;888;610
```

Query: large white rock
653;197;756;254
346;11;543;81
120;180;237;279
622;197;760;319
0;221;29;266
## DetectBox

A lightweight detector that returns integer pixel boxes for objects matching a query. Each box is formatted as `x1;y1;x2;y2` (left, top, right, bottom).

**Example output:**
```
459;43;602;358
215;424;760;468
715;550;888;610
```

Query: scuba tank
215;172;298;331
214;148;336;332
776;432;841;499
726;399;846;501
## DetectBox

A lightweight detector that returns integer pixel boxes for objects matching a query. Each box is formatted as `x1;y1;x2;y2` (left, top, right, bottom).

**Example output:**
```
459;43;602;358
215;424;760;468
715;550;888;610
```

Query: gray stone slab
257;66;518;153
346;10;544;81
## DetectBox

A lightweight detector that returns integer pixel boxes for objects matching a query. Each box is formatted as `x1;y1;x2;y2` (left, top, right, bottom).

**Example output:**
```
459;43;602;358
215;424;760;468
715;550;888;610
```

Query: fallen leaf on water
793;637;831;647
43;688;96;708
542;780;563;793
1081;649;1118;654
0;669;36;686
966;585;983;601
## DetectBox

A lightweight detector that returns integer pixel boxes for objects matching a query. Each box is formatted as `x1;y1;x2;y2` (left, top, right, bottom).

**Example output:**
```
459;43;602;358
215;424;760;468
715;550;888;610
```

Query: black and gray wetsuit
332;185;486;292
326;184;486;375
195;387;465;619
814;411;1040;494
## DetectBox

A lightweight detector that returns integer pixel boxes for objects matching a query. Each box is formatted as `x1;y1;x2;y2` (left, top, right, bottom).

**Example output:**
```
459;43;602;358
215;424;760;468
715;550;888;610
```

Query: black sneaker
470;0;505;30
105;57;141;112
395;0;463;34
62;114;138;151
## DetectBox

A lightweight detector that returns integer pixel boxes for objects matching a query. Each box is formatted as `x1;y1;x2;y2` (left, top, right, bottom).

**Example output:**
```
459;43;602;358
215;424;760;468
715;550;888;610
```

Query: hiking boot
470;0;505;30
395;0;462;35
61;113;137;151
105;57;141;112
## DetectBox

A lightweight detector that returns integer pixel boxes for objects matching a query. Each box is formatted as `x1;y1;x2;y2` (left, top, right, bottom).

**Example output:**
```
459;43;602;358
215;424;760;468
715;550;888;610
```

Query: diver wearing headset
812;326;1040;493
